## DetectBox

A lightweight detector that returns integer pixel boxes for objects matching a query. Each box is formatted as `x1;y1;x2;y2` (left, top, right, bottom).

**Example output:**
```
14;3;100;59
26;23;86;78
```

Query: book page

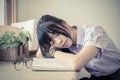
32;58;80;72
32;58;66;68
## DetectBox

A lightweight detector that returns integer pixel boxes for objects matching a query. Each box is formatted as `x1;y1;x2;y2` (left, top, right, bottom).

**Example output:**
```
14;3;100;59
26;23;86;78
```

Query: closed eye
48;33;60;45
53;34;59;37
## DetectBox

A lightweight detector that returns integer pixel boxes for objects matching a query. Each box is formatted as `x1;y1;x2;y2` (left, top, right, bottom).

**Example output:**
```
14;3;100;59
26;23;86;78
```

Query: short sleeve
83;25;112;58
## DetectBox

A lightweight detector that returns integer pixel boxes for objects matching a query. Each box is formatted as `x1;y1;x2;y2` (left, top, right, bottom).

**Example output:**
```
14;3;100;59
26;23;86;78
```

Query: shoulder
76;25;108;45
79;25;107;37
82;25;113;49
80;25;105;31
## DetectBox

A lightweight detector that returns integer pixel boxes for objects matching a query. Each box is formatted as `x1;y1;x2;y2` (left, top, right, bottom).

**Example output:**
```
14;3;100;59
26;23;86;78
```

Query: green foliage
0;30;31;48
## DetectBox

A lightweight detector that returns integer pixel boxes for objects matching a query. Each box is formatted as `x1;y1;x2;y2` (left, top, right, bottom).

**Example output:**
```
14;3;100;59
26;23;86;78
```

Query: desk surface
0;61;81;80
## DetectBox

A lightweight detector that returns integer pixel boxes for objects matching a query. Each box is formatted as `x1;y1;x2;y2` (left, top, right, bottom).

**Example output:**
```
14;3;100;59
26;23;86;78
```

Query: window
6;0;18;25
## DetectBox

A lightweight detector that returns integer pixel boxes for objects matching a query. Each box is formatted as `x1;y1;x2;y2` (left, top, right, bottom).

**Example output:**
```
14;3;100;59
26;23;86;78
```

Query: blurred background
0;0;120;78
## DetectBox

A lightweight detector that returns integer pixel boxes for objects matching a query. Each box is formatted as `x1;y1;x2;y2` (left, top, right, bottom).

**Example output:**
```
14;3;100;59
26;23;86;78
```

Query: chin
67;42;72;48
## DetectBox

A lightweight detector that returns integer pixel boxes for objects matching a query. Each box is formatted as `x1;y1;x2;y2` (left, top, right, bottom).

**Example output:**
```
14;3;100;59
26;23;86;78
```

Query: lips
63;40;67;47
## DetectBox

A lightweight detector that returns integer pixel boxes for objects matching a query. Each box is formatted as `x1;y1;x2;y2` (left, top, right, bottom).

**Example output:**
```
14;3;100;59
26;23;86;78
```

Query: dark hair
37;14;65;26
37;15;71;57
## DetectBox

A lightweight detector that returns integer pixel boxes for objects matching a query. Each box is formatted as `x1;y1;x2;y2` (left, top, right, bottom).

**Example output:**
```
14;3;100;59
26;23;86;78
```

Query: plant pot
0;43;29;62
0;46;18;61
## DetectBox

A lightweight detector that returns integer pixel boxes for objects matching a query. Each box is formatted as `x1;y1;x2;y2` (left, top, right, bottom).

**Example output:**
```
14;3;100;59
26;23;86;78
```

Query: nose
56;38;62;44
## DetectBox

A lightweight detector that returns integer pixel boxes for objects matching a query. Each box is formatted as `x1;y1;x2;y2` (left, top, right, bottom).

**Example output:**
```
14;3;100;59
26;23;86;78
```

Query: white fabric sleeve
83;26;112;58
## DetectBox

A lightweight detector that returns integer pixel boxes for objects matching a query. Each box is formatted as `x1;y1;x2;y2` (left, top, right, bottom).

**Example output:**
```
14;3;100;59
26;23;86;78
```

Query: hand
49;46;56;57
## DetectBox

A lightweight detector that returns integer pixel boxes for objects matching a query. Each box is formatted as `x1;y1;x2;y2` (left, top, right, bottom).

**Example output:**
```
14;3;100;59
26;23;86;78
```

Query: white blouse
69;25;120;77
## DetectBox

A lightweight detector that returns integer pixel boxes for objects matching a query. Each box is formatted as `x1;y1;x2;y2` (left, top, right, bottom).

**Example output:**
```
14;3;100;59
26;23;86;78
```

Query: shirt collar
76;26;84;48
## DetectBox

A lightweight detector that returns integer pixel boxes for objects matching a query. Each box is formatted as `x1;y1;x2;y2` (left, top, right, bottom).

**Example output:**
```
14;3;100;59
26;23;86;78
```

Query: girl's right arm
36;47;45;58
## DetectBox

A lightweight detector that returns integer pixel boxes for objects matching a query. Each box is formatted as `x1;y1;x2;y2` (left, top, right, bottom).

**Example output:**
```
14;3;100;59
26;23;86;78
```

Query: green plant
0;29;31;48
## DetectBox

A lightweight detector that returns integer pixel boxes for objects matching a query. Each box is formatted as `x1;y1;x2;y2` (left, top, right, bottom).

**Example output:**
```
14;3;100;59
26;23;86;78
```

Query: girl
36;14;120;80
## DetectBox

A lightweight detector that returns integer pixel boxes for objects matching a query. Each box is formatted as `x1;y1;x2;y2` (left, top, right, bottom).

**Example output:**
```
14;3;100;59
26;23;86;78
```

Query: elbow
70;59;83;70
36;50;39;58
71;64;80;71
36;52;44;58
36;53;40;58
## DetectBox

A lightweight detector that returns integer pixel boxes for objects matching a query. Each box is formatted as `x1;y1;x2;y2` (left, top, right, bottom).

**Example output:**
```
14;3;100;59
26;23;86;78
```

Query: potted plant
0;28;31;61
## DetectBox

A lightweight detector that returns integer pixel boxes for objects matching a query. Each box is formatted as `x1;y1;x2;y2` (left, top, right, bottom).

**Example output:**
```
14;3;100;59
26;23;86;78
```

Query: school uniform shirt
69;25;120;77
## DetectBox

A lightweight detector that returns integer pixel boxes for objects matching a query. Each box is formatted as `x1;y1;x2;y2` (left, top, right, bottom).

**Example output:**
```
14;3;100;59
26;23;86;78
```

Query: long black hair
37;15;71;58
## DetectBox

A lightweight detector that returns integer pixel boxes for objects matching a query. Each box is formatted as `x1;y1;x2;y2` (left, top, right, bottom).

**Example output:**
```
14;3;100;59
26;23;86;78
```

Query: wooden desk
0;61;81;80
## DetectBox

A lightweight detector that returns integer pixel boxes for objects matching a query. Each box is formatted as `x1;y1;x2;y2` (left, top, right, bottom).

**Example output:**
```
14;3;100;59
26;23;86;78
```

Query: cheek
68;38;73;47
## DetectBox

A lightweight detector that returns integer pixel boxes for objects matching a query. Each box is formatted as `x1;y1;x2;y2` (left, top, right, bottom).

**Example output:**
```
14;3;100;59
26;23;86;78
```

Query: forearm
54;46;99;70
54;51;78;70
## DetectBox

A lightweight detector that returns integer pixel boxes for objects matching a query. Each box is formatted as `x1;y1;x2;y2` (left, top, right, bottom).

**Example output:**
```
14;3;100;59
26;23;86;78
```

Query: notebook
32;58;79;72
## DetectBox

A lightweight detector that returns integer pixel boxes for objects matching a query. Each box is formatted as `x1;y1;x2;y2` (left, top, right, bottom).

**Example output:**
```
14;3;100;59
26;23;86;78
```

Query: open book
32;58;79;72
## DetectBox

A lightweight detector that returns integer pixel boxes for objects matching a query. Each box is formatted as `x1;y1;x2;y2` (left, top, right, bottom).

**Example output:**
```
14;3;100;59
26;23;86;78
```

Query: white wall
0;0;5;25
18;0;120;48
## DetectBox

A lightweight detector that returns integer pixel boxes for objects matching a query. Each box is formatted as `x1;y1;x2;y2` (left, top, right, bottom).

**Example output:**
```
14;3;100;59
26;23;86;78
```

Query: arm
54;45;99;70
36;47;45;58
